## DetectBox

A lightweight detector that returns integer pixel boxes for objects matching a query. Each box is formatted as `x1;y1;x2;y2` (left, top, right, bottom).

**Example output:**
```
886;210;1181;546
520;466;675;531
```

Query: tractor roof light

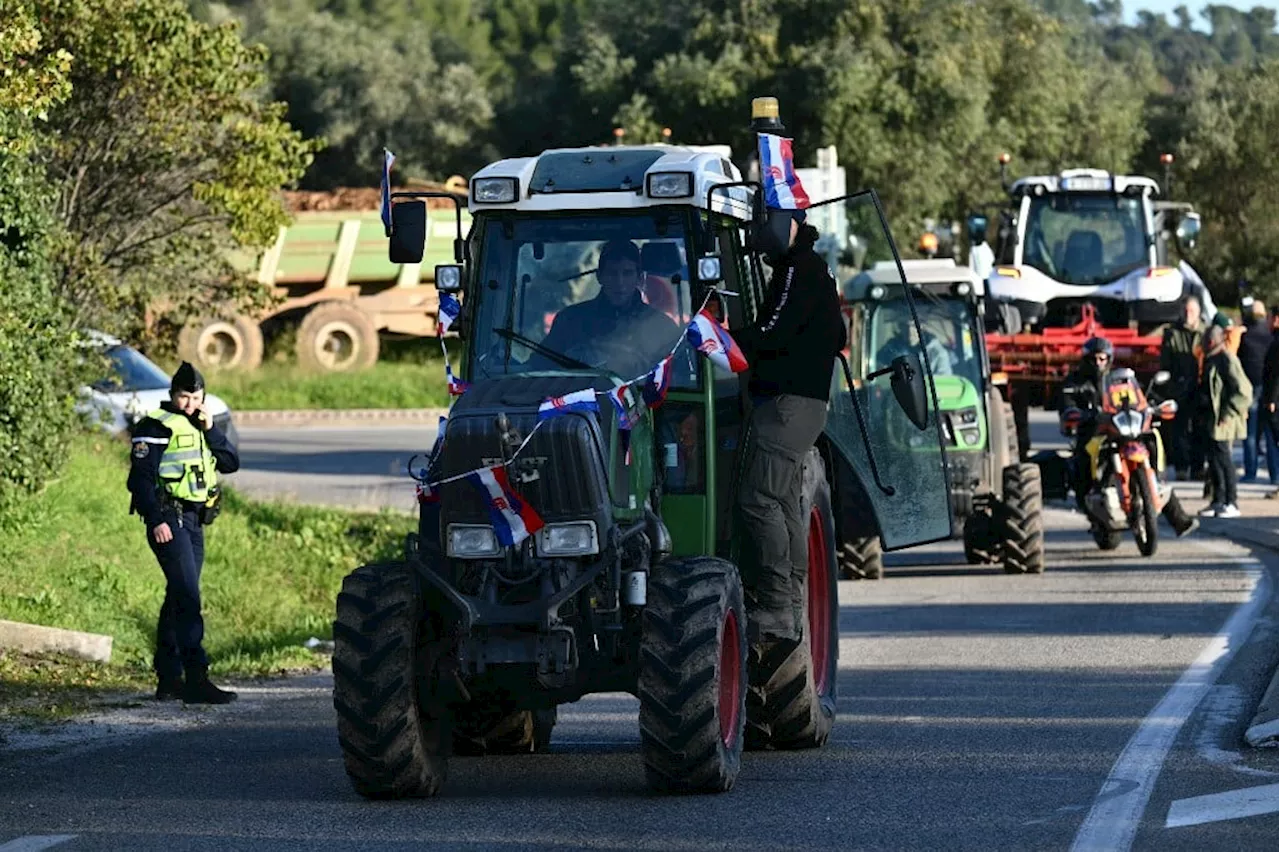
472;177;518;204
646;171;694;199
869;284;887;300
750;96;786;132
954;281;973;297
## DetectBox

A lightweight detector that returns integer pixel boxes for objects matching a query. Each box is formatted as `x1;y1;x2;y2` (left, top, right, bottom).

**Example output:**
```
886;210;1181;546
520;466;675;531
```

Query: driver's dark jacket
733;225;847;402
540;290;677;373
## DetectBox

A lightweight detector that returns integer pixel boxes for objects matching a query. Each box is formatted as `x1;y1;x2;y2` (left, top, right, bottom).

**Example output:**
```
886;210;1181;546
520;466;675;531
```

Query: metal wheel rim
197;322;242;368
718;608;742;747
314;320;360;370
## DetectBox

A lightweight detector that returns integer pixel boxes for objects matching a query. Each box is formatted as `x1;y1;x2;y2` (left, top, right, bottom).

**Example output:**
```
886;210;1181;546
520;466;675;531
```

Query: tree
31;0;318;342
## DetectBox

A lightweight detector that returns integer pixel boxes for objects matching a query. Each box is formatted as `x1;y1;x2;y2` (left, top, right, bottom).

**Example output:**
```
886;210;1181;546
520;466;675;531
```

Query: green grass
0;433;413;719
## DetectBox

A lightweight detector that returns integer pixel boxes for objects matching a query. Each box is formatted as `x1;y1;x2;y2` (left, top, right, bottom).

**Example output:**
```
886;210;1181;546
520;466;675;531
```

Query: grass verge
0;432;412;721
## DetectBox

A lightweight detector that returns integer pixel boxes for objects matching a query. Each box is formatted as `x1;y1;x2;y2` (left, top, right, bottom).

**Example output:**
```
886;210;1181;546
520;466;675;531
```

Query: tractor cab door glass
813;191;953;548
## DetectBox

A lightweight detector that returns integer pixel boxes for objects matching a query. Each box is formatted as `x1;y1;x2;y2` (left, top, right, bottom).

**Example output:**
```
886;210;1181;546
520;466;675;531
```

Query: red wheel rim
718;608;741;747
808;506;831;695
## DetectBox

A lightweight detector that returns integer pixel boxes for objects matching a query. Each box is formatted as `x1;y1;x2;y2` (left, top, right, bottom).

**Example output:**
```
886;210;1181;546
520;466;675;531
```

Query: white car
79;330;239;447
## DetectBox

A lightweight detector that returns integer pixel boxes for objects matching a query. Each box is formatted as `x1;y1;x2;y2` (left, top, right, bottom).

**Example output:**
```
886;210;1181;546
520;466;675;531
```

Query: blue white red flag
380;148;396;235
757;133;810;210
465;466;544;547
538;388;599;420
641;355;674;409
415;480;440;504
608;383;639;464
687;309;749;374
438;293;461;333
446;364;470;397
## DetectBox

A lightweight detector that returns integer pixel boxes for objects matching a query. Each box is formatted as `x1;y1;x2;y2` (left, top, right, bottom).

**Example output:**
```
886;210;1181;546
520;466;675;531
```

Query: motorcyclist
1063;337;1197;536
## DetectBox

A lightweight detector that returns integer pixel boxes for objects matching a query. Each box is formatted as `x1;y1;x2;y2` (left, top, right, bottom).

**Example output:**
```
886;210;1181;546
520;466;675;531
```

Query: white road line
0;837;78;852
1069;563;1270;852
1165;783;1280;828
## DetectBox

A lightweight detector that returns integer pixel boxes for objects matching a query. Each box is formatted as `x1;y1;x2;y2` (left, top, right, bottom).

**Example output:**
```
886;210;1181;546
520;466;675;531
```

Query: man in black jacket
128;362;240;704
732;209;846;643
1239;300;1275;484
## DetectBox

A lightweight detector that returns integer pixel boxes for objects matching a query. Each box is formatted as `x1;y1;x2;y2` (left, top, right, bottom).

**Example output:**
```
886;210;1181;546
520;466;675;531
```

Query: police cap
171;361;205;393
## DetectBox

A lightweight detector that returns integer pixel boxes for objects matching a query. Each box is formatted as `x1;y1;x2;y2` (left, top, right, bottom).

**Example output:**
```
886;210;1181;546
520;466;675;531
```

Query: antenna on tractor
998;152;1012;193
1160;152;1175;198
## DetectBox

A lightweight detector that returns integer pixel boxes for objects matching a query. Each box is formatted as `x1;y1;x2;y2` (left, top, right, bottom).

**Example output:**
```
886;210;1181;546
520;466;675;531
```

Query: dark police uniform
127;363;240;703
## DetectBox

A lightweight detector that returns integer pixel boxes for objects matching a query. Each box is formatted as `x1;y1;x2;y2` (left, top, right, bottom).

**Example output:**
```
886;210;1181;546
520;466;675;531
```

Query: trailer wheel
1001;464;1045;574
298;302;379;372
178;315;263;371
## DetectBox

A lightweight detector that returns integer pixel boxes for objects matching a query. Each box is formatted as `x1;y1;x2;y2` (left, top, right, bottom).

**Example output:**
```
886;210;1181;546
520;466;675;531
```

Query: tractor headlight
957;406;979;425
447;524;501;558
472;177;518;204
536;521;599;557
869;284;887;300
962;429;981;446
1112;410;1144;438
646;172;694;198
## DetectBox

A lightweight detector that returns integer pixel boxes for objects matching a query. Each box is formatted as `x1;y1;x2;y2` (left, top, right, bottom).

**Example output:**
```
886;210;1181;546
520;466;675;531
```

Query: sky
1125;0;1272;28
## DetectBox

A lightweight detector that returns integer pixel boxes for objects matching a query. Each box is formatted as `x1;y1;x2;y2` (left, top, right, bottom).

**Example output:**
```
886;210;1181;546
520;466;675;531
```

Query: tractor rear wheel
839;536;883;580
333;561;449;798
1001;464;1046;574
746;461;839;751
639;556;747;794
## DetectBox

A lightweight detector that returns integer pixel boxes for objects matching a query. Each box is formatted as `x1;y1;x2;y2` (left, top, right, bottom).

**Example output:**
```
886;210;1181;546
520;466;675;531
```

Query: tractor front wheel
1001;464;1046;574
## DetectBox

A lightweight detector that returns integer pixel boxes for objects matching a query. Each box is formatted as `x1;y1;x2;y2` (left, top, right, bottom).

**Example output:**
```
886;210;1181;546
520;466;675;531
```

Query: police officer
127;361;240;703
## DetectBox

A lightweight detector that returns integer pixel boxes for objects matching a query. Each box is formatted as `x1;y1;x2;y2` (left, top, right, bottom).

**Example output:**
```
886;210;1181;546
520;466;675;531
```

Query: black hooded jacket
733;225;847;402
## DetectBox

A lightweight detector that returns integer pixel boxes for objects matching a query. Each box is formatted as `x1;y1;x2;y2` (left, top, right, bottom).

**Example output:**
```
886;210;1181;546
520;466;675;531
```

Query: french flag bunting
465;466;544;547
609;384;638;464
641;355;674;409
757;133;810;210
446;364;470;397
538;388;599;420
415;480;440;504
380;148;396;235
687;309;749;373
438;292;461;333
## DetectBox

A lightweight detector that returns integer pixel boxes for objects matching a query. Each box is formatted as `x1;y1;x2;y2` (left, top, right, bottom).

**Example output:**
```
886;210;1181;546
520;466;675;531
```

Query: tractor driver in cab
538;238;680;378
873;300;954;378
1063;337;1198;536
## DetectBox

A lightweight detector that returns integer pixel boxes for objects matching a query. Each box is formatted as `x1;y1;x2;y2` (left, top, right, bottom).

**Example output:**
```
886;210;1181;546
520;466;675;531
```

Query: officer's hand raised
152;523;173;544
196;407;213;431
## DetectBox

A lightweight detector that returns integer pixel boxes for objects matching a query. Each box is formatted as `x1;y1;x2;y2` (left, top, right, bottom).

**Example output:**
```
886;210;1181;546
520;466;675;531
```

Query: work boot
155;676;184;701
183;671;238;705
1162;495;1198;538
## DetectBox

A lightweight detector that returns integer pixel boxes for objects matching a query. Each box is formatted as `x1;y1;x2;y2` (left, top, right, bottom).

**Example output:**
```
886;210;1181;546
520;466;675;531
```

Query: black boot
155;675;184;701
1163;493;1199;538
182;670;238;705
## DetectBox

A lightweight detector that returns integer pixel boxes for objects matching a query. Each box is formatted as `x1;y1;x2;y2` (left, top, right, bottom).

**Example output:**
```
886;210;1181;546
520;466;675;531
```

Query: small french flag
642;355;674;409
538;388;599;420
415;480;440;504
465;466;544;547
380;148;396;235
446;364;470;397
757;133;810;210
687;309;749;374
438;292;461;333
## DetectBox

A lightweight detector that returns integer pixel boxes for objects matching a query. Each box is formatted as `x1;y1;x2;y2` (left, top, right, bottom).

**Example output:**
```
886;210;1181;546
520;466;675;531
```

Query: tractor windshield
469;210;695;382
866;296;983;391
1022;193;1150;285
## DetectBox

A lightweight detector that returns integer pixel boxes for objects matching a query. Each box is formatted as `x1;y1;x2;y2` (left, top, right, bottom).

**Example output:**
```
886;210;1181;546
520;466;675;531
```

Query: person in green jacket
1161;295;1207;480
1199;325;1253;519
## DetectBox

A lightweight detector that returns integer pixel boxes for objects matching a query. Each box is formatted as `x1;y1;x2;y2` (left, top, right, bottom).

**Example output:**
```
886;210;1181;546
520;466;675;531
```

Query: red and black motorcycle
1060;368;1178;556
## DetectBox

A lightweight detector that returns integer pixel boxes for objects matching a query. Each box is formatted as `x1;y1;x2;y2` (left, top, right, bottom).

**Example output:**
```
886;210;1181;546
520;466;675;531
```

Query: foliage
0;434;411;685
29;0;318;342
201;358;451;410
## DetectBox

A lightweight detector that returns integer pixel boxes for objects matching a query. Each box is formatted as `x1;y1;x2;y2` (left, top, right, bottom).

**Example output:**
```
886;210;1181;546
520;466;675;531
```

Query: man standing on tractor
1064;338;1198;535
731;206;846;646
1162;294;1207;481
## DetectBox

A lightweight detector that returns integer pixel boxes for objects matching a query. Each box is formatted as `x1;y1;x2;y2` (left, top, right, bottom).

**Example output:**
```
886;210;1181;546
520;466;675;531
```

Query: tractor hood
932;375;979;410
987;264;1183;307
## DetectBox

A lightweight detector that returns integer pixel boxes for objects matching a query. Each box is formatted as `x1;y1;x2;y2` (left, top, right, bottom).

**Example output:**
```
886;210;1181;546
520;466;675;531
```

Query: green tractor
837;259;1045;578
332;103;955;798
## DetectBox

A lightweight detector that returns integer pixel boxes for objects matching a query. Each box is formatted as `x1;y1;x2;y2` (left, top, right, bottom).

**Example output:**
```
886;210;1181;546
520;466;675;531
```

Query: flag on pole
438;292;461;333
446;364;470;397
465;466;544;547
538;388;600;420
380;148;396;235
757;133;810;210
687;309;749;373
641;355;674;409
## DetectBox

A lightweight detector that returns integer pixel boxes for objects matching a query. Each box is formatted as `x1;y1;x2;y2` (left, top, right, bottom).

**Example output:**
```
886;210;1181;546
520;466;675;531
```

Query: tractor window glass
865;296;982;391
1022;193;1149;285
469;212;699;386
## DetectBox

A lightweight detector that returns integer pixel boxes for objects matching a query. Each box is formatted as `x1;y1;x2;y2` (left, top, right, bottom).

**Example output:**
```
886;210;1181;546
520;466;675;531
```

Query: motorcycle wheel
1131;468;1160;558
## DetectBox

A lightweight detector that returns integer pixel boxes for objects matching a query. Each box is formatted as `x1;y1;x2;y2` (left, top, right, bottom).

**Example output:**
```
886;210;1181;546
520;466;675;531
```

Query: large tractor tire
1131;469;1160;558
1001;464;1046;575
177;315;263;372
962;508;1000;565
454;706;556;755
746;460;839;751
297;302;379;372
1003;402;1020;465
639;556;747;795
333;561;449;798
838;536;883;580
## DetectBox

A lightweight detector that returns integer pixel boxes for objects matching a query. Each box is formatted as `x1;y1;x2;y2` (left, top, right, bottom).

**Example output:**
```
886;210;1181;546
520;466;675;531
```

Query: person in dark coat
1239;300;1276;484
1161;295;1206;480
1198;326;1253;518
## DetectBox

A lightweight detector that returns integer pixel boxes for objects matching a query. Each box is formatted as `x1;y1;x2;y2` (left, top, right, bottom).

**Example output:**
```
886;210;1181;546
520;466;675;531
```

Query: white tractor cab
980;157;1204;335
336;98;956;799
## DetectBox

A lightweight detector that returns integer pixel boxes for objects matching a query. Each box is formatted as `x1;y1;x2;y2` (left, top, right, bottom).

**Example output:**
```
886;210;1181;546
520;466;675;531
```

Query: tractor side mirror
890;352;930;431
389;201;427;264
435;264;464;293
1175;213;1201;252
697;255;722;284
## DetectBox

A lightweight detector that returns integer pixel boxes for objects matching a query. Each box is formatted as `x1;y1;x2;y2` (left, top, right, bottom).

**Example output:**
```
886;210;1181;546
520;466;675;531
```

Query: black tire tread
839;535;883;580
1001;464;1046;574
1133;469;1160;557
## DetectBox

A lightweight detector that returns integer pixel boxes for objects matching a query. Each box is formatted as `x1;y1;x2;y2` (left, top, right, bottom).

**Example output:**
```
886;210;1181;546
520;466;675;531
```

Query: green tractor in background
838;259;1046;578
